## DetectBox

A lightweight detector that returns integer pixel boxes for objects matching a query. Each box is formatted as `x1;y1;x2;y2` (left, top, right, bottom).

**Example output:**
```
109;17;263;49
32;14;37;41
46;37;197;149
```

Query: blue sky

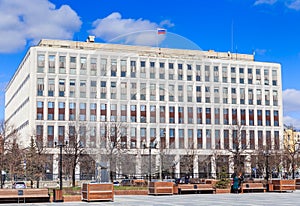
0;0;300;128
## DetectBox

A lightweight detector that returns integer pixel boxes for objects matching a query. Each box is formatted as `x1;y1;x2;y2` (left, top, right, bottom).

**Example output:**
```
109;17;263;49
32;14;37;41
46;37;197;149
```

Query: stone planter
215;188;231;194
114;190;148;195
81;183;114;202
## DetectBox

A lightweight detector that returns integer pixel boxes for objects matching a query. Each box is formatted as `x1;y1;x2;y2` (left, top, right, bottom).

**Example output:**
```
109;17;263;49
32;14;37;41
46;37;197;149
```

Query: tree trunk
72;167;76;187
110;170;114;183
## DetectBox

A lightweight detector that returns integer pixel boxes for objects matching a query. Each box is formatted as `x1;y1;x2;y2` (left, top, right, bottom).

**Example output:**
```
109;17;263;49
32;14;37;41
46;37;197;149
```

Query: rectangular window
188;107;193;124
214;108;220;124
158;106;165;123
224;130;229;149
169;106;175;123
37;78;44;96
179;129;184;149
206;129;211;149
37;54;45;73
90;57;97;76
47;126;54;147
257;110;263;126
232;109;237;125
223;108;229;125
197;107;202;124
178;107;184;124
250;130;255;150
130;105;137;122
47;101;54;120
130;60;136;77
205;65;210;82
274;110;279;126
48;55;55;73
140;105;146;123
266;110;271;126
111;59;117;76
120;104;127;122
79;103;86;121
70;56;76;74
80;57;87;74
215;130;220;149
59;79;65;97
205;108;211;124
197;129;202;149
90;103;97;121
69;102;76;120
37;101;44;120
58;102;65;120
59;56;66;73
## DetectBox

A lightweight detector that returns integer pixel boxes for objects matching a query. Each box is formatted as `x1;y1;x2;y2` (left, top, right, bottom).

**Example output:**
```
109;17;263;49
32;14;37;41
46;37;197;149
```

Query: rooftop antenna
231;20;234;52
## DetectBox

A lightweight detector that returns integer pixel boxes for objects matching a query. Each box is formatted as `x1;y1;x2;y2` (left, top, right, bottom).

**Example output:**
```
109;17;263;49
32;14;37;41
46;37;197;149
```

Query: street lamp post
264;150;271;191
143;140;157;183
55;141;68;191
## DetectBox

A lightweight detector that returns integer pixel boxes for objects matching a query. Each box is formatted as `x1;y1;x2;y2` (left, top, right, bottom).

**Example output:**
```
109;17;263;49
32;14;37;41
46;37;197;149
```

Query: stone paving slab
0;191;299;206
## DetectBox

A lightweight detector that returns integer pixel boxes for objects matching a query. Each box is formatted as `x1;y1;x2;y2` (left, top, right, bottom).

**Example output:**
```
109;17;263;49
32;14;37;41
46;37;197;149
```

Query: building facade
5;38;283;180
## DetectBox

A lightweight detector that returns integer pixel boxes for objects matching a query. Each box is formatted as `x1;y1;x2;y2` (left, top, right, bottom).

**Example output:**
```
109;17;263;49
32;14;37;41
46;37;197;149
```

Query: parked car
113;181;120;186
12;181;26;189
120;179;132;186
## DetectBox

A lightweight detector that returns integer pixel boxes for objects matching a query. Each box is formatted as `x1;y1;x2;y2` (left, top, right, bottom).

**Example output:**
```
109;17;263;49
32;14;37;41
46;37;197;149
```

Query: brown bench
148;182;174;195
178;184;215;194
295;179;300;190
241;183;266;193
271;179;296;192
82;183;114;202
0;189;50;203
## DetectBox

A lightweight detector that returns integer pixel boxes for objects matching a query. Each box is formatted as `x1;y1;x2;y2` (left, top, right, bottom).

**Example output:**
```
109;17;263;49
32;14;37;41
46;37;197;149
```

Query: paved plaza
1;191;300;206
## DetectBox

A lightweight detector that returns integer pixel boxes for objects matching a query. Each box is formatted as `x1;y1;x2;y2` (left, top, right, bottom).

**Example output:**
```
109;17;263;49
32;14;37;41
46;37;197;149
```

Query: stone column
245;154;252;175
211;155;216;178
229;155;235;175
53;153;59;181
193;155;199;178
174;154;180;178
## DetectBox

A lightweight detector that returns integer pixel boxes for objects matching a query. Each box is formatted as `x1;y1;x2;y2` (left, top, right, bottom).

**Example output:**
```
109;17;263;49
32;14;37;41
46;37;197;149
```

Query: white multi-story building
5;38;283;180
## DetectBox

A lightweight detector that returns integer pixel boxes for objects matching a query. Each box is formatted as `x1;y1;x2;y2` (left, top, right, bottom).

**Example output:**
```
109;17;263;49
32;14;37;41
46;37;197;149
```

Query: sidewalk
1;190;299;205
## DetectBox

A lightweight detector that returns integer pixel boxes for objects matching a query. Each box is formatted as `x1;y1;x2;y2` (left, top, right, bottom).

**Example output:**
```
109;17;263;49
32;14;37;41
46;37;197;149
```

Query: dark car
12;181;26;189
120;179;132;186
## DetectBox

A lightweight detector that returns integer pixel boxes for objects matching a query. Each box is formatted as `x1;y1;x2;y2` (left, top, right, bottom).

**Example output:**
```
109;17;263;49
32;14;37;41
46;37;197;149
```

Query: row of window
36;78;279;106
37;54;279;85
37;102;280;126
36;124;280;151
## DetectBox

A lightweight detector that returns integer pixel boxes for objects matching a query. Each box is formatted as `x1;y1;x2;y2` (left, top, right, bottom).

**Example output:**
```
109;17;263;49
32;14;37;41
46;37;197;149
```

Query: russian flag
157;28;166;35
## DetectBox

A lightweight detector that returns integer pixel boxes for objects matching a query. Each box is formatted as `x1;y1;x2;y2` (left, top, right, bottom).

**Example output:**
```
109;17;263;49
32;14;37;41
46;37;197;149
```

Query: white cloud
286;0;300;10
0;0;82;53
254;0;277;5
283;89;300;129
283;89;300;112
89;12;173;46
283;116;300;129
254;48;268;56
159;20;175;28
254;0;300;10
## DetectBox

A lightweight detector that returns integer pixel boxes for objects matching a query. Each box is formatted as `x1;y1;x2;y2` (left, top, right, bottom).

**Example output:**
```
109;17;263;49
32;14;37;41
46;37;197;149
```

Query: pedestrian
238;172;244;187
232;173;239;193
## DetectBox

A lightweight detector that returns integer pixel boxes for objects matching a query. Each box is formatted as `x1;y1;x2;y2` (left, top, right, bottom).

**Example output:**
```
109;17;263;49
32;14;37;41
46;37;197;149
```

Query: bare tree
6;139;24;181
63;122;86;187
25;136;47;188
283;127;300;179
0;121;23;183
225;123;249;174
100;122;129;182
180;143;197;178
